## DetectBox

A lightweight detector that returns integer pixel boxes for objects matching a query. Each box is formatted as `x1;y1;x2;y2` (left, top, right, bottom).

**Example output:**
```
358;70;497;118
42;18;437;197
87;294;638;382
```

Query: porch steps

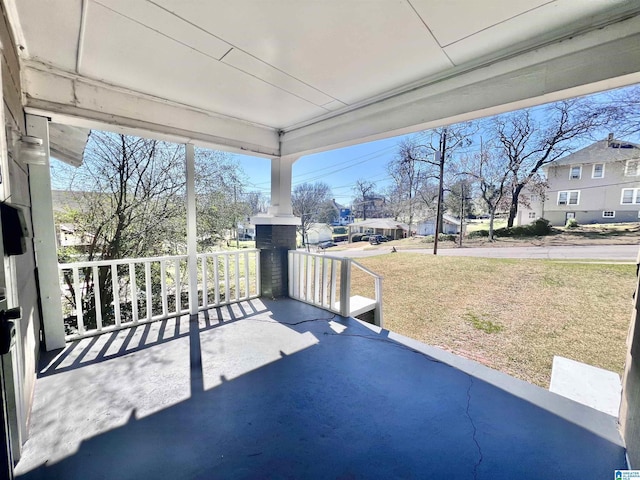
549;356;622;417
334;295;377;317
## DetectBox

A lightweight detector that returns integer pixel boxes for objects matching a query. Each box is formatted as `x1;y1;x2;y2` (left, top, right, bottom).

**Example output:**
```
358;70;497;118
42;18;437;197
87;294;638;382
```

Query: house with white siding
543;135;640;225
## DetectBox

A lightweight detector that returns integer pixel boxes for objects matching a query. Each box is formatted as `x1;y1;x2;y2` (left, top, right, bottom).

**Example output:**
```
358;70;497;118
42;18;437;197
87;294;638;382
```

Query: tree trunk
489;209;496;241
507;184;525;228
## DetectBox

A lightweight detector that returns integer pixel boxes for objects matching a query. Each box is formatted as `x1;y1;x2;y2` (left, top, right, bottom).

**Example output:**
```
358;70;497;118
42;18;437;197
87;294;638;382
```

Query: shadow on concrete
17;299;627;479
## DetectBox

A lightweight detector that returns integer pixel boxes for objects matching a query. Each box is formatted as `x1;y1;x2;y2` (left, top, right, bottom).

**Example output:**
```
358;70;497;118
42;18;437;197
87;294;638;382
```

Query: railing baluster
314;256;321;305
234;252;240;302
202;256;208;308
322;257;329;308
174;258;181;314
92;265;103;331
288;252;294;297
161;260;168;317
329;260;337;311
306;255;313;302
73;266;85;333
255;250;261;297
244;251;250;299
145;261;153;320
111;264;121;327
299;253;305;299
224;255;230;303
214;254;220;305
295;253;301;299
130;263;138;324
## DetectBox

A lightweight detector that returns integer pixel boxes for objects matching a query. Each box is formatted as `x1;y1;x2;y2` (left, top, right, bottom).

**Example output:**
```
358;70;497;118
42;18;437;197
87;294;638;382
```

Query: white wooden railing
288;250;383;327
58;250;260;340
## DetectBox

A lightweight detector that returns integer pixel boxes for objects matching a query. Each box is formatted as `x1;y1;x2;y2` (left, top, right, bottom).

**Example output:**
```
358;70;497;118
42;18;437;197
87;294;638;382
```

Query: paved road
322;244;639;261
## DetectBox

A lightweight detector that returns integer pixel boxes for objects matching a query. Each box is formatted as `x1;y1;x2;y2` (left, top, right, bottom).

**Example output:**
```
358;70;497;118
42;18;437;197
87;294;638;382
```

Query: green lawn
466;219;507;232
349;253;635;387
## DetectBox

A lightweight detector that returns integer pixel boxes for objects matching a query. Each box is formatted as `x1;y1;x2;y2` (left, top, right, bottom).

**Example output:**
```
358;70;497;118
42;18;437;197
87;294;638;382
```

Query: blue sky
238;137;402;204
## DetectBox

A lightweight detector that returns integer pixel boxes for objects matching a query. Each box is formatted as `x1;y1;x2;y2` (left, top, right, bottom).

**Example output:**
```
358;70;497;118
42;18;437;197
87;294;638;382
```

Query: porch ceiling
10;1;640;157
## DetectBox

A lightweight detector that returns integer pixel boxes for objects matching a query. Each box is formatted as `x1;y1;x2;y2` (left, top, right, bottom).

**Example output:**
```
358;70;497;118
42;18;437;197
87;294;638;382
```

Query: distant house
514;186;545;226
416;214;463;236
305;223;333;244
237;223;256;241
543;135;640;225
347;218;408;241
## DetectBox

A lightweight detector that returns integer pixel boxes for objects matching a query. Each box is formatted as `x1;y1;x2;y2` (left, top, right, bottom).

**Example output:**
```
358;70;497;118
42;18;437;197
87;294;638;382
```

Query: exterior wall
306;224;332;244
515;192;544;226
417;221;459;235
620;254;640;468
545;161;640;225
0;0;40;463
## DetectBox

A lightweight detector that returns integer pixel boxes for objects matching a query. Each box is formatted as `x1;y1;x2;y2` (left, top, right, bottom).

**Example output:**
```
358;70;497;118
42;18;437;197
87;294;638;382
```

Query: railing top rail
289;250;382;279
59;254;189;269
58;249;260;269
289;249;345;262
351;259;382;279
198;249;259;257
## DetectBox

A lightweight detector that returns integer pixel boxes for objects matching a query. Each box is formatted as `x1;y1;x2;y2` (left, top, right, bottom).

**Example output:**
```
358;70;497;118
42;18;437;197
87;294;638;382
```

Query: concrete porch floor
15;298;626;479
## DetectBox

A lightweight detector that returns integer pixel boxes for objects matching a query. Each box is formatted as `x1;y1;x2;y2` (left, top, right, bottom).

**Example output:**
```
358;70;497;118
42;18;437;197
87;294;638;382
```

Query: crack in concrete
466;376;483;480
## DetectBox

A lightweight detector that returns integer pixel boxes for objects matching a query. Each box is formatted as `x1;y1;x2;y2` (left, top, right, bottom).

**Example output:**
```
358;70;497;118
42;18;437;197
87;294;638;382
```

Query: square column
26;115;66;350
255;224;296;298
251;156;300;298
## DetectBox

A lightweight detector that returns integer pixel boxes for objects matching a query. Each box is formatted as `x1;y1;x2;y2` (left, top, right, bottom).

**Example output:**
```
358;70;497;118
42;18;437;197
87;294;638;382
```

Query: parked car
369;235;383;245
318;241;336;249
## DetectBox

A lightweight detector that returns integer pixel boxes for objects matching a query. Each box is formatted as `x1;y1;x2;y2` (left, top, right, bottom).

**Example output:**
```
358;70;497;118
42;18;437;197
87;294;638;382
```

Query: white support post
186;144;198;316
26;114;66;350
267;156;295;217
339;258;351;317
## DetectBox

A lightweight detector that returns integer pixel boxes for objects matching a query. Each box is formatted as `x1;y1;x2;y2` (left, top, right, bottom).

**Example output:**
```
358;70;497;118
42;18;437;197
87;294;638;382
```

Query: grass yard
349;253;635;388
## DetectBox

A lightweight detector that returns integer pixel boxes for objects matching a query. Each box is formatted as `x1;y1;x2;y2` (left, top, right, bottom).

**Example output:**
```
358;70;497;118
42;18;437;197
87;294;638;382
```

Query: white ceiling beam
22;62;280;158
281;15;640;157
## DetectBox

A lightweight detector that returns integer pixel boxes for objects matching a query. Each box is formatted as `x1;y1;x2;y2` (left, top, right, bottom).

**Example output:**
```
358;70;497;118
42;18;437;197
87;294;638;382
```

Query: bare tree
602;84;640;139
54;131;187;331
352;179;376;220
393;124;475;253
195;149;249;248
291;182;332;247
245;191;269;215
464;142;511;240
388;139;433;236
493;99;601;227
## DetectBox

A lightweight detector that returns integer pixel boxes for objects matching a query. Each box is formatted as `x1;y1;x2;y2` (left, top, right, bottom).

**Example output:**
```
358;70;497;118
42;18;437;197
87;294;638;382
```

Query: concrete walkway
15;299;625;479
328;244;639;261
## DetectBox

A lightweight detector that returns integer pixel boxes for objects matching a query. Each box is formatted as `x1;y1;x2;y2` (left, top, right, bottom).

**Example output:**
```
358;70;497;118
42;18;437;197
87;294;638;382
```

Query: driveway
324;244;639;261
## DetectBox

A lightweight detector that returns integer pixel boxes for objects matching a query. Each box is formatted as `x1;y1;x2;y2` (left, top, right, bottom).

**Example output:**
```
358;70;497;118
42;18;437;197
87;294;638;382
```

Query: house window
528;212;536;219
621;188;640;204
558;191;579;205
592;163;604;178
565;212;575;220
602;211;615;218
569;165;581;179
625;160;640;176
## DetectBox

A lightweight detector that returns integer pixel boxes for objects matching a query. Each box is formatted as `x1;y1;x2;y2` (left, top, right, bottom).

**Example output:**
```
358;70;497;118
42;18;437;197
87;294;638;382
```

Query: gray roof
347;218;409;230
548;138;640;168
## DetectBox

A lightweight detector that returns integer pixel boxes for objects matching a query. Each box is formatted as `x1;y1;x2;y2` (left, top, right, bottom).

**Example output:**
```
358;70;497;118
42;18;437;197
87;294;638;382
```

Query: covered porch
2;1;640;478
15;299;625;479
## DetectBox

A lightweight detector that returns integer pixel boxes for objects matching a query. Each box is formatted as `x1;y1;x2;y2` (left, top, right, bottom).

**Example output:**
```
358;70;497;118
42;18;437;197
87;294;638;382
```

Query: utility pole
433;128;447;255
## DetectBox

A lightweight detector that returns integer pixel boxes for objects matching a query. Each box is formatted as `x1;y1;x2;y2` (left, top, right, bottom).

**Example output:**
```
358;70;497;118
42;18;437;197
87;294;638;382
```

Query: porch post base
252;216;298;298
